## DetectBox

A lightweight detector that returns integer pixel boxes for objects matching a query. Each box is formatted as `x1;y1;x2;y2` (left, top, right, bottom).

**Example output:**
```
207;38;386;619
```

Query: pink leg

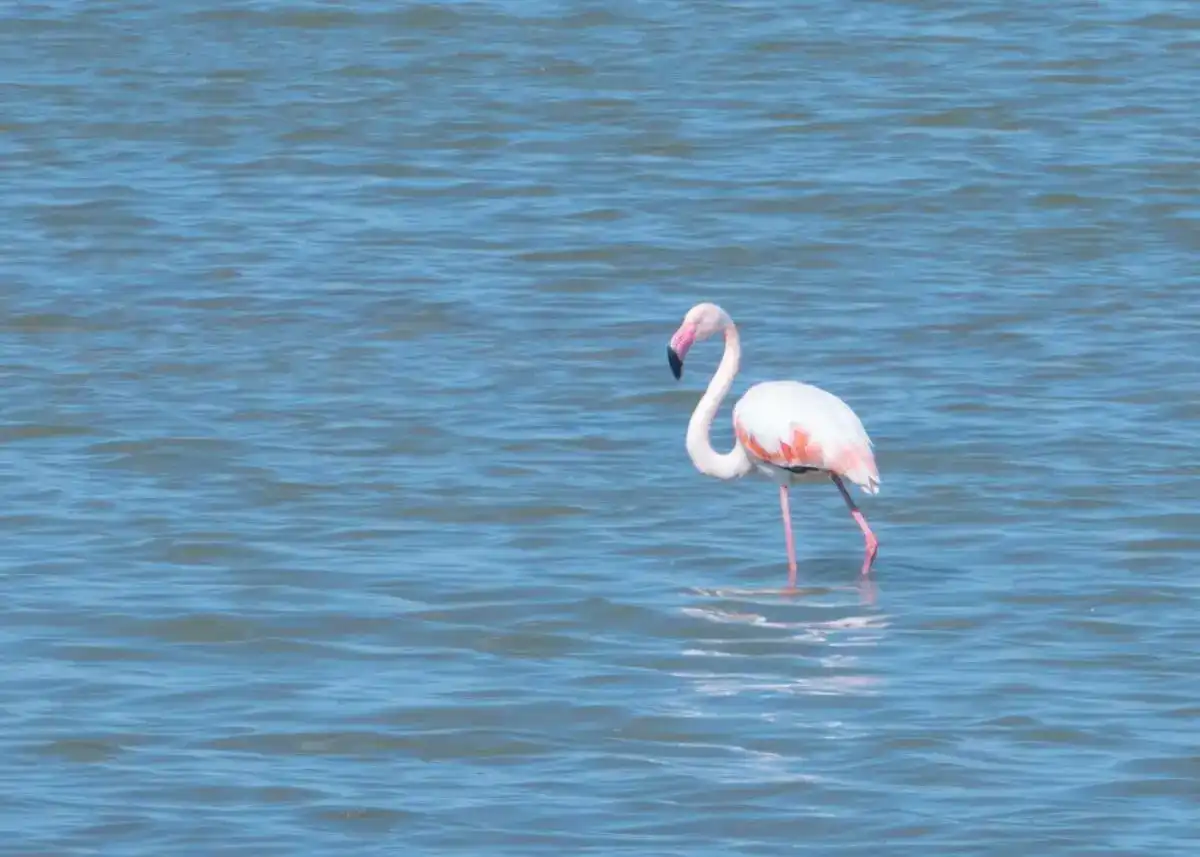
832;475;879;576
779;485;797;589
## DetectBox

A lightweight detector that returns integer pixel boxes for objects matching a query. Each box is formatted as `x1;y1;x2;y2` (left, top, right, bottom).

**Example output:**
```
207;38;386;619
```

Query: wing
732;380;880;493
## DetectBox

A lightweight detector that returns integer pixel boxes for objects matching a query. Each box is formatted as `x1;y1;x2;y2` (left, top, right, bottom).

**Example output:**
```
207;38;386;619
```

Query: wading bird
667;302;880;587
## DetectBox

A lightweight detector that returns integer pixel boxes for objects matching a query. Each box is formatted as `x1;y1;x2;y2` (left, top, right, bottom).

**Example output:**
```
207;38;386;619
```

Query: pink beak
667;325;696;379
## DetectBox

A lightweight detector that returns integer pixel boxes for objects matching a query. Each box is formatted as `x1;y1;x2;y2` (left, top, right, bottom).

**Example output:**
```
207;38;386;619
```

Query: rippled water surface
3;1;1199;854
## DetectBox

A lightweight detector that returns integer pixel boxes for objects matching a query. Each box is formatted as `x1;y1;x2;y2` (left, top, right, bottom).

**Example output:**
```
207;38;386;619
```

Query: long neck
685;324;753;480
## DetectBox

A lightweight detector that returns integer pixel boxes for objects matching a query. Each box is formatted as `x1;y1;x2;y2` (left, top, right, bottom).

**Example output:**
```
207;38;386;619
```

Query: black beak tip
667;346;683;380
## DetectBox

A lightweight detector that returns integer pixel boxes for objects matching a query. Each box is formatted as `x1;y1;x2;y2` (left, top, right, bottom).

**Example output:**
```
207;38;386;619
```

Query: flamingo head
667;302;731;379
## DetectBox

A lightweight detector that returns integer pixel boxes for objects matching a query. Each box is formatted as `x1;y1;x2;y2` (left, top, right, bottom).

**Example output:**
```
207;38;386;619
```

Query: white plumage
732;380;880;494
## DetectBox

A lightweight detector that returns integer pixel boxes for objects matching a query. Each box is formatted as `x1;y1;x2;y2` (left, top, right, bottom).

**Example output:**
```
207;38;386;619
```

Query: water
2;1;1198;854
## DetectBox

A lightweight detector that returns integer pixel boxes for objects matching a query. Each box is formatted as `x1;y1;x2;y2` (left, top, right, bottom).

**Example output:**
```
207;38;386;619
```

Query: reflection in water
691;576;879;606
687;673;881;698
675;585;889;701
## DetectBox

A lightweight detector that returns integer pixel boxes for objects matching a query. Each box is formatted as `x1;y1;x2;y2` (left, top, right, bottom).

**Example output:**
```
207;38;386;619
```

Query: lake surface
2;1;1198;854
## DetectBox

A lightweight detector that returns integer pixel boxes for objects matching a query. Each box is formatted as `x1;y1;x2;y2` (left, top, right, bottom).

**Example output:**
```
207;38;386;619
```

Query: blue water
2;1;1198;854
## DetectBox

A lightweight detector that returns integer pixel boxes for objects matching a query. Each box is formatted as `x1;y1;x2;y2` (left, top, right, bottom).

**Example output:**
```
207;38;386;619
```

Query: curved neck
685;324;752;480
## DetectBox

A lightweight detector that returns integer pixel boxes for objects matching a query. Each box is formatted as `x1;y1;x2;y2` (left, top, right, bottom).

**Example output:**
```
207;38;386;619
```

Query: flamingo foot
861;534;878;575
853;510;879;576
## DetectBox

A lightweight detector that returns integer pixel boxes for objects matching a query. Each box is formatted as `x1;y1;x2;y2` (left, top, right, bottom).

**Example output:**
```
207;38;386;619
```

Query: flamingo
666;302;880;587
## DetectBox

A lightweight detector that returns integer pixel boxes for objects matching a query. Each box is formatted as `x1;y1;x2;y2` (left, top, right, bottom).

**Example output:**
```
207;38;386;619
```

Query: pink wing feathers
732;380;880;494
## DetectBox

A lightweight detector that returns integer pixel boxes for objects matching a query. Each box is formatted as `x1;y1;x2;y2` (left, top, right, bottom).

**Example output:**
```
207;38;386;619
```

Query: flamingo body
732;380;880;493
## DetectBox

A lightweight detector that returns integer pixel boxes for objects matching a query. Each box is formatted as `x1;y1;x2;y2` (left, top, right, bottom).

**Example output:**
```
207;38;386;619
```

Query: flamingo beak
667;324;696;380
667;346;683;379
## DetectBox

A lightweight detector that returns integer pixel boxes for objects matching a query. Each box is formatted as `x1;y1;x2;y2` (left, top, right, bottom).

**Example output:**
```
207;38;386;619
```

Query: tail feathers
836;447;880;495
846;467;880;495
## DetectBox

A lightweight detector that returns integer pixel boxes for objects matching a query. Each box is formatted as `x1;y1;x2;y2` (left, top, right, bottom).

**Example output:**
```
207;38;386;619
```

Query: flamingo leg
779;485;797;588
832;475;878;576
